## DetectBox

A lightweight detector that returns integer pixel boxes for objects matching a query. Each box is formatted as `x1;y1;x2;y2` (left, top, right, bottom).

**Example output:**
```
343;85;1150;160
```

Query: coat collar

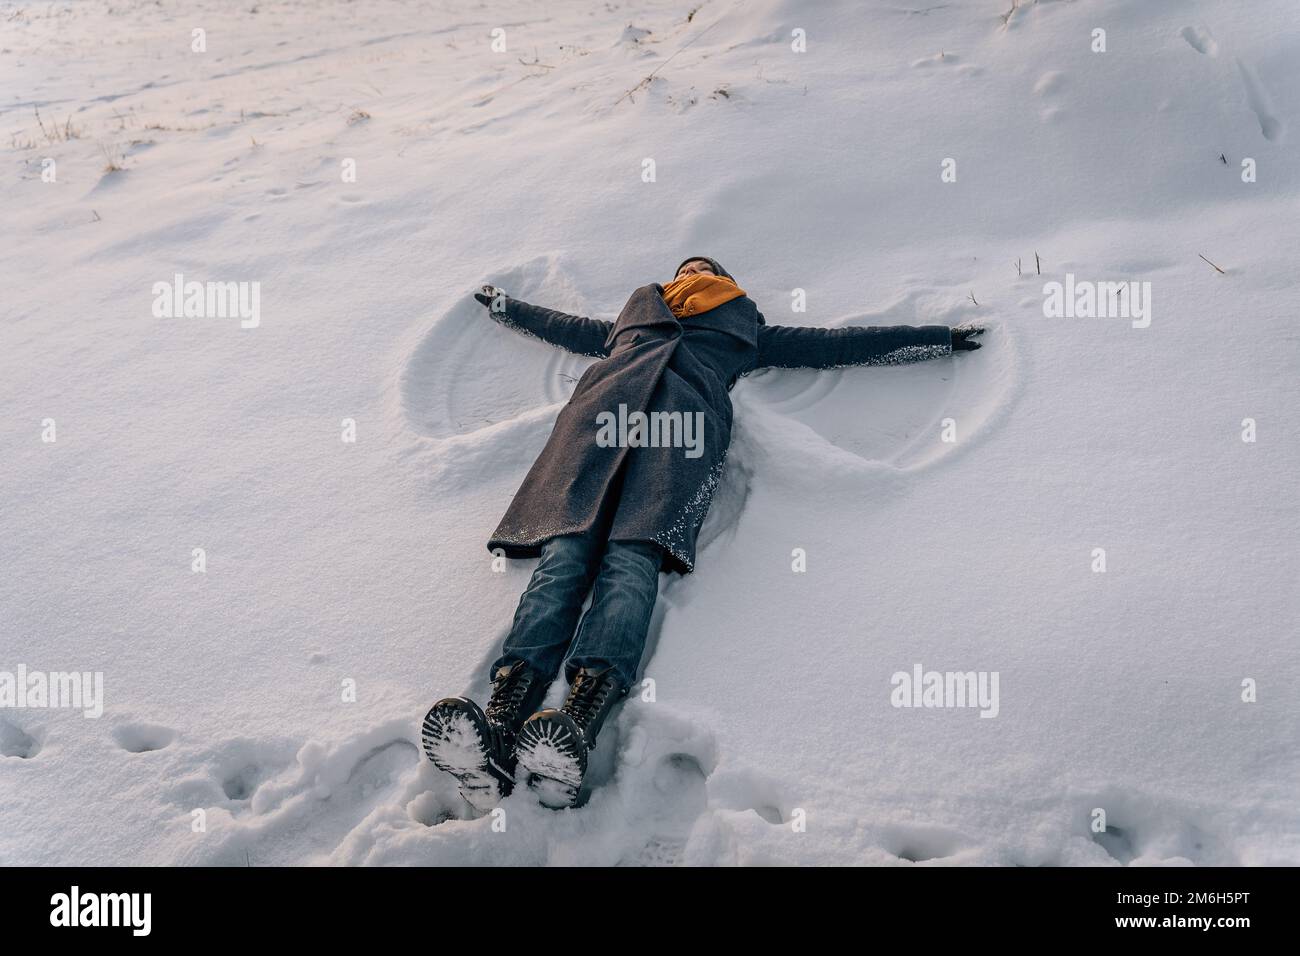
603;284;759;352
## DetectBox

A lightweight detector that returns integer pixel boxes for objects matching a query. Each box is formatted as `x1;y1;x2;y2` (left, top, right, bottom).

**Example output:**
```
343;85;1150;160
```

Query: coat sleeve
491;297;612;358
754;322;952;370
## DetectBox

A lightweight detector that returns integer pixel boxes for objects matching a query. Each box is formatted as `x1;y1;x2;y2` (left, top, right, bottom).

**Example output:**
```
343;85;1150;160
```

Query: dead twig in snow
99;143;124;172
34;106;80;144
518;47;555;69
614;17;722;106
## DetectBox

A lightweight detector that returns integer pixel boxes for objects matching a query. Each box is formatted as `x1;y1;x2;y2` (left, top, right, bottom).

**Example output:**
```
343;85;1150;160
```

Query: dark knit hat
674;256;732;281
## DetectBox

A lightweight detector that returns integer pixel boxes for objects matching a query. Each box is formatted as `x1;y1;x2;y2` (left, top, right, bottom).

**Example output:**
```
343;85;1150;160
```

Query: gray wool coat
485;284;952;574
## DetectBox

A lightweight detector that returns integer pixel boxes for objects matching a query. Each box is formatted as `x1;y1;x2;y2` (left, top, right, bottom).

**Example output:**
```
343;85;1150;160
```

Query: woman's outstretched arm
475;285;612;358
755;320;978;369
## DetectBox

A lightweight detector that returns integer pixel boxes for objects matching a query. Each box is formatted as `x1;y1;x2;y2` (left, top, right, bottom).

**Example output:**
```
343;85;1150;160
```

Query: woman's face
675;259;716;279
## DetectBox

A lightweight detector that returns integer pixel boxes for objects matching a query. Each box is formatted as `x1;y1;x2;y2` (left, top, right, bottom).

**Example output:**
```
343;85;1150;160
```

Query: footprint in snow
880;822;970;863
609;704;788;865
159;735;300;818
113;722;177;754
0;717;41;759
1080;789;1239;866
1235;58;1283;142
1179;25;1218;57
1177;26;1282;142
156;723;423;864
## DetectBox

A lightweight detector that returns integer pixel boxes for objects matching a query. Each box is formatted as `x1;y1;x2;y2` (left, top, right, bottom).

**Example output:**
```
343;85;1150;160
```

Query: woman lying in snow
422;256;984;810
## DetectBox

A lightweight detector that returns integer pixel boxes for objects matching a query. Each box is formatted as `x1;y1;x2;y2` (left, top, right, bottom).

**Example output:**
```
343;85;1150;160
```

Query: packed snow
2;0;1297;866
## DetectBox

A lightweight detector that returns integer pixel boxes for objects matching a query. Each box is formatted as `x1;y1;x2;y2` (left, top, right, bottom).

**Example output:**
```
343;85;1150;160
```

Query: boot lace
487;666;535;723
565;672;615;729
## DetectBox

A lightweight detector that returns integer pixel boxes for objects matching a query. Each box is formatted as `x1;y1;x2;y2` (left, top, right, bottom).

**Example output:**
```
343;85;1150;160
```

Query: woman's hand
474;284;508;315
951;326;984;351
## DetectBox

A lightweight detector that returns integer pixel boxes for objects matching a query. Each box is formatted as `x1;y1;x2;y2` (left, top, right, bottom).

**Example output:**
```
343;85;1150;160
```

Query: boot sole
421;696;510;812
515;710;587;809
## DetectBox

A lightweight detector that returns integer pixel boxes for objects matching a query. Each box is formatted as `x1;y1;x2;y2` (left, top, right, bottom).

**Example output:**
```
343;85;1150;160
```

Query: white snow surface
2;0;1298;866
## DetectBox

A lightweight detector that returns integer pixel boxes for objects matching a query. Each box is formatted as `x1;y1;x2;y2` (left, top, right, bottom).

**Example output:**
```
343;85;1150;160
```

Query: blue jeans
492;534;662;690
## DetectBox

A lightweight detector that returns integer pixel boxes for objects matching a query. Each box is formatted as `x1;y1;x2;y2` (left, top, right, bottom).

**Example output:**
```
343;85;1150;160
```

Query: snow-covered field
2;0;1297;866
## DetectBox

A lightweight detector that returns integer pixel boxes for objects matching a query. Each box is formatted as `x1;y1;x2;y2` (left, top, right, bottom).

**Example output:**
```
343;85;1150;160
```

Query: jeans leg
492;534;602;681
562;540;663;689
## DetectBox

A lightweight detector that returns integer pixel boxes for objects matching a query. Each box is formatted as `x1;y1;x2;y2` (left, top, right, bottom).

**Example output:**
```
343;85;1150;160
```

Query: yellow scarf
661;273;745;319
